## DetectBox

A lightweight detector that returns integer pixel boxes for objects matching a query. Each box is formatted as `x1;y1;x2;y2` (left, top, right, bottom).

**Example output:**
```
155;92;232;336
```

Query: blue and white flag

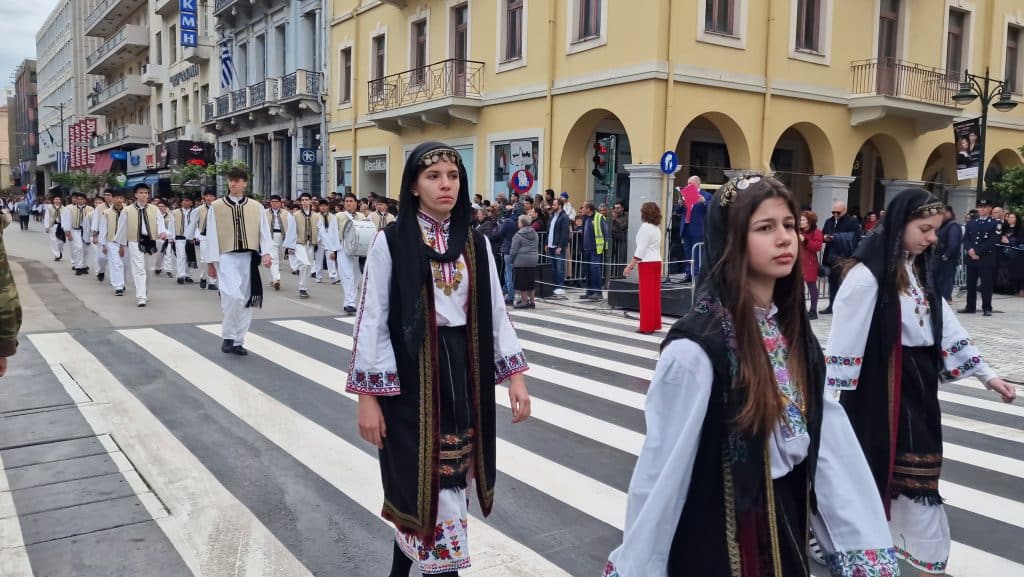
220;34;236;90
56;151;70;174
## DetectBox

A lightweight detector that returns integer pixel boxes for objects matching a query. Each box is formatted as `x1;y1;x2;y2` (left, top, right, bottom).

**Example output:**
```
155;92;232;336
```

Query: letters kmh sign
179;0;198;48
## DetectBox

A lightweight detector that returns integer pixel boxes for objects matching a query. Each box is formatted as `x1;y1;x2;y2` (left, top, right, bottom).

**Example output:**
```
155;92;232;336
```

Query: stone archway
921;142;958;200
559;108;634;207
673;111;753;188
848;134;908;216
769;122;835;208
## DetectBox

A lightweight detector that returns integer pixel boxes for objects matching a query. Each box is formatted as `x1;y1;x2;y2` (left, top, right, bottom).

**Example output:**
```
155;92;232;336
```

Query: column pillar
270;132;282;198
809;175;856;222
948;185;976;222
881;179;926;208
624;163;675;264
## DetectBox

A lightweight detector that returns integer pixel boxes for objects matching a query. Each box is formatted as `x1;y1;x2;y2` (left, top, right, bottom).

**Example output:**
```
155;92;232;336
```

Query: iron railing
214;0;237;15
215;95;230;117
850;58;960;106
85;0;114;30
203;101;214;122
86;27;128;68
208;78;283;121
231;87;248;111
367;59;484;113
92;124;149;148
281;70;321;99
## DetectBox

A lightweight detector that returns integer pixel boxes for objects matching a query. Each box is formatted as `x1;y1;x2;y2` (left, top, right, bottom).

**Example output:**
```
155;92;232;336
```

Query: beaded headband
418;147;462;168
909;201;944;220
719;172;771;207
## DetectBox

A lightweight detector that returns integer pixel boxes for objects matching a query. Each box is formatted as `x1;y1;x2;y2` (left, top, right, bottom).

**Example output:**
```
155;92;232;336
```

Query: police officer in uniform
959;198;1000;316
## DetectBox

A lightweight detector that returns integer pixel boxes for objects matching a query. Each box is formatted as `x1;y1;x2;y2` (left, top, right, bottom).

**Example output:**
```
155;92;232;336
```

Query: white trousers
159;242;174;273
294;243;314;291
106;242;124;290
314;243;337;279
337;251;360;308
70;231;85;269
218;252;257;345
288;251;299;273
93;239;107;277
175;239;191;279
269;232;284;282
127;243;153;300
49;230;64;259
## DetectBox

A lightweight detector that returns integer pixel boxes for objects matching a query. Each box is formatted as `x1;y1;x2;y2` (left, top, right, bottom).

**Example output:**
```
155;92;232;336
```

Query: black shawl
663;176;825;576
839;188;944;515
378;142;497;541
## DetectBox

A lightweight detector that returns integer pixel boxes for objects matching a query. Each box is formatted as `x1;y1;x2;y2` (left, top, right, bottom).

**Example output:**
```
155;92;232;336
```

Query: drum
343;218;377;257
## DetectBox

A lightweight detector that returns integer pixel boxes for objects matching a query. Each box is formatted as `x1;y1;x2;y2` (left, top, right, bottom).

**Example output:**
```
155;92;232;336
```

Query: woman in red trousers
799;210;824;319
623;202;663;334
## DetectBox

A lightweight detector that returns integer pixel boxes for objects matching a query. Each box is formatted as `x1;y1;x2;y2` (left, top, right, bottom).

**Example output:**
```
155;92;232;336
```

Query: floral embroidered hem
601;561;621;577
396;487;472;575
345;368;401;396
940;338;983;381
495;351;529;384
826;547;900;577
825;354;863;390
895;545;948;574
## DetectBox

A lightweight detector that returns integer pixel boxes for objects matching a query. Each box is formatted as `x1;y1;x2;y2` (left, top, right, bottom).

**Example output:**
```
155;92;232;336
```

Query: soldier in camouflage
0;210;23;376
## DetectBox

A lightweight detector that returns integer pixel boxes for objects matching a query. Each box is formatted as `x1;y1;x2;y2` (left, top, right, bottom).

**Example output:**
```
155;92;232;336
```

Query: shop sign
170;64;200;87
363;156;386;173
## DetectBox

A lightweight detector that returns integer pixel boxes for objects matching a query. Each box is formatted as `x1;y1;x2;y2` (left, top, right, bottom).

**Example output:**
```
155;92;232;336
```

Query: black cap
269;194;282;201
298;192;312;200
977;198;991;207
202;188;217;197
70;191;86;199
110;189;125;197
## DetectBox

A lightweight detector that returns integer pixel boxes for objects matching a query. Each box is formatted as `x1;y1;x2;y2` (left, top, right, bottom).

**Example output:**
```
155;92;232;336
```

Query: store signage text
180;0;198;48
170;64;200;87
363;157;386;173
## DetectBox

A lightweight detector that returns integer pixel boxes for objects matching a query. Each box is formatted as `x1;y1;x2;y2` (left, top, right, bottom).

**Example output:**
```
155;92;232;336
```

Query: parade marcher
622;202;662;333
605;174;897;577
348;142;530;577
90;194;109;282
820;201;861;314
369;196;396;231
932;205;962;303
825;188;1016;575
44;196;65;262
115;184;166;307
97;190;126;296
959;198;1000;316
61;192;93;275
265;194;289;290
155;200;175;278
799;210;824;319
283;192;321;299
315;201;339;284
580;200;608;300
195;189;219;291
200;168;272;356
172;195;198;284
327;192;365;313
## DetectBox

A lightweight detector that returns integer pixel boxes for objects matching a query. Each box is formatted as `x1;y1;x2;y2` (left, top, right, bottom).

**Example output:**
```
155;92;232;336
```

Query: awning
92;151;114;175
123;174;161;190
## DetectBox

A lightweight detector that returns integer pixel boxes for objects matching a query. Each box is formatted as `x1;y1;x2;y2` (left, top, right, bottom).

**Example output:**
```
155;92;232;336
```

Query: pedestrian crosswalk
11;307;1024;577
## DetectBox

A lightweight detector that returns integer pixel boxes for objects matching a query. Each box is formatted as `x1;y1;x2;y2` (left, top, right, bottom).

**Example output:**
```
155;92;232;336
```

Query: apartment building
10;60;41;192
202;0;327;198
326;0;1024;225
35;0;102;185
142;0;217;186
83;0;152;175
0;105;10;191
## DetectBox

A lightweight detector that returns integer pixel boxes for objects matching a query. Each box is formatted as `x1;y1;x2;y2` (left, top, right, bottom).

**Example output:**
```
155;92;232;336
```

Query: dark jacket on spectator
497;216;518;255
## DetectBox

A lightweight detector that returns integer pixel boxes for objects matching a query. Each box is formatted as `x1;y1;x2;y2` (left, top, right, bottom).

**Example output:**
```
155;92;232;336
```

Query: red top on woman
800;228;824;283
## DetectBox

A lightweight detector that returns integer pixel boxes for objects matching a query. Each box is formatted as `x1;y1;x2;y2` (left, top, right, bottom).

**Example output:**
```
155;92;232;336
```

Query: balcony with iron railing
87;75;150;116
280;70;322;101
85;24;148;76
84;0;147;38
366;59;484;131
90;124;151;153
202;77;284;126
849;58;962;131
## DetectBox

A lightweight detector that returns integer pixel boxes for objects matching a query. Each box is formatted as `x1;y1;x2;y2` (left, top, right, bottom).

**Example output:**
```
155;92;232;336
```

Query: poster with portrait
954;117;982;181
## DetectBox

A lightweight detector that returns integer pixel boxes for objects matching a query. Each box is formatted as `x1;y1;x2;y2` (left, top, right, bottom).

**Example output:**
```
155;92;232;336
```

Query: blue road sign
298;148;317;166
660;150;678;175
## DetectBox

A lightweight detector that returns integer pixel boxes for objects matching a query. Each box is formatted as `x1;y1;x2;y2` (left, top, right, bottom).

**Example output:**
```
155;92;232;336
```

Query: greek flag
56;151;69;173
220;34;236;90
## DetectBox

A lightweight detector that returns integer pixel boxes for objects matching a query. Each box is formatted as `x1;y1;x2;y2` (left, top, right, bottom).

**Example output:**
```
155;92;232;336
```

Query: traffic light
592;140;608;179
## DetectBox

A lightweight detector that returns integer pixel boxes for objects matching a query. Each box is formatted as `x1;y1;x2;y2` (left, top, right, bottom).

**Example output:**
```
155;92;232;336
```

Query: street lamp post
952;67;1019;202
43;104;66;173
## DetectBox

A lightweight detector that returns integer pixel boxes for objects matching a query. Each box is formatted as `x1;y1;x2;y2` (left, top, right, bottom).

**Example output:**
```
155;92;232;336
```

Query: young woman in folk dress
605;174;898;577
347;142;531;576
826;188;1015;576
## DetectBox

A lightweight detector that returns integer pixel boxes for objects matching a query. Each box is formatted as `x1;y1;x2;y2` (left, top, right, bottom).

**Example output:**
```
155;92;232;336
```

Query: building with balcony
83;0;152;174
204;0;326;198
147;0;217;181
328;0;1024;225
34;0;102;187
0;105;11;191
10;60;43;192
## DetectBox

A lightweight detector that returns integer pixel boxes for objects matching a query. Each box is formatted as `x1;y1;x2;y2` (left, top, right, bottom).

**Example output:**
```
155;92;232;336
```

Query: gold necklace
422;229;465;296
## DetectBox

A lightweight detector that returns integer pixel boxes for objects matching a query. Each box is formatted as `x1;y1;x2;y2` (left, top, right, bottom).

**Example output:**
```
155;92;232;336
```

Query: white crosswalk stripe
9;308;1023;577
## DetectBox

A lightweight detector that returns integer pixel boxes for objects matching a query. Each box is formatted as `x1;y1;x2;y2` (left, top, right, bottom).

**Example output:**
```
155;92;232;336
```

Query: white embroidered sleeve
938;298;997;384
346;231;400;396
811;392;900;577
258;209;273;257
282;213;298;250
200;213;220;263
484;236;528;383
114;211;128;246
604;339;712;577
824;264;877;390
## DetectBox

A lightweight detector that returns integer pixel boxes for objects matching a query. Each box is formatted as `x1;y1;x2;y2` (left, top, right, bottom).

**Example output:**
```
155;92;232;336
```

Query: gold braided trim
763;444;783;577
723;443;742;577
909;201;944;220
466;235;496;510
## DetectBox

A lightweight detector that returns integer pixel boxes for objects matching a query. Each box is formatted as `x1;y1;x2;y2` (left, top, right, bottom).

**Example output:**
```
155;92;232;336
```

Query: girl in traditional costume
826;188;1016;576
605;174;898;577
347;142;531;577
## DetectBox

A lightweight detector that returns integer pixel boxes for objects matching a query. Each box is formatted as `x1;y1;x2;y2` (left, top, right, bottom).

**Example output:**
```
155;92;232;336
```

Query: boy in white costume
327;192;365;313
172;195;198;284
115;184;167;307
44;196;65;261
282;192;321;299
96;190;127;296
61;192;93;275
265;194;288;290
89;194;109;282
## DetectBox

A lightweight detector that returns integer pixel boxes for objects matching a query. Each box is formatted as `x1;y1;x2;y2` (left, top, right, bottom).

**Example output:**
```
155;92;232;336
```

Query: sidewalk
539;284;1024;385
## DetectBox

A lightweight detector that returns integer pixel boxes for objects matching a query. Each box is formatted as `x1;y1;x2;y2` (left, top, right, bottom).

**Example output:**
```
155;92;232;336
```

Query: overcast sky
0;2;56;90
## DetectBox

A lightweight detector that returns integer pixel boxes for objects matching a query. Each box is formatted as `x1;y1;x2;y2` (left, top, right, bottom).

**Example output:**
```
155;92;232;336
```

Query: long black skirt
437;326;473;490
892;345;943;504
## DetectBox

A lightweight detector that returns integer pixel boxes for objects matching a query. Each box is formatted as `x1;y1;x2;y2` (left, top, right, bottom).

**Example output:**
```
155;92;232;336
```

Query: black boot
388;541;412;577
221;339;234;354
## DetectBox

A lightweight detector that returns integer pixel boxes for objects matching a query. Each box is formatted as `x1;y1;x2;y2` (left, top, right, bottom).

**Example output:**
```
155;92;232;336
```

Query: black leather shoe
343;305;356;313
199;278;207;289
207;283;218;291
184;277;194;284
114;289;124;296
221;339;234;354
820;308;833;315
983;310;992;317
177;278;185;285
97;273;104;282
957;308;976;314
231;345;248;356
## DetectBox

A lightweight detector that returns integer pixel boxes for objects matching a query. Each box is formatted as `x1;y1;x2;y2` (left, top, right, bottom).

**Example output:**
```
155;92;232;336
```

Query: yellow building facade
326;0;1024;222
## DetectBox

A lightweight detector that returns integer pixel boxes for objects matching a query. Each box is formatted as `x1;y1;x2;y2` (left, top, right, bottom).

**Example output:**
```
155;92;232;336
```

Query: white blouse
633;222;662;262
345;218;529;396
824;262;996;390
605;308;896;577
